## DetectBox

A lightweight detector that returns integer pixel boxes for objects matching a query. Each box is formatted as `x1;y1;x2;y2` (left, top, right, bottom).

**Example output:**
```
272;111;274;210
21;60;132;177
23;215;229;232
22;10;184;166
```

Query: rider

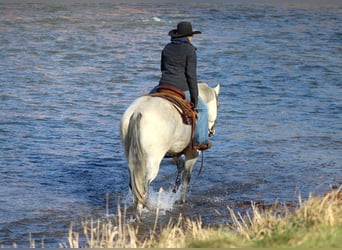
156;21;211;151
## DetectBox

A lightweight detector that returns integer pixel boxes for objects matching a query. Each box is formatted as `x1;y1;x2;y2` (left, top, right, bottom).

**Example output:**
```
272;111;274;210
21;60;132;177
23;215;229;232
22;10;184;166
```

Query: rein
198;151;204;175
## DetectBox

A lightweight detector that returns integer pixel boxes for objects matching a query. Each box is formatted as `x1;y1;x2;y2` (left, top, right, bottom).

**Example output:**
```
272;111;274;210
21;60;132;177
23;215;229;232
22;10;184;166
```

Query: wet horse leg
180;150;199;203
172;156;185;193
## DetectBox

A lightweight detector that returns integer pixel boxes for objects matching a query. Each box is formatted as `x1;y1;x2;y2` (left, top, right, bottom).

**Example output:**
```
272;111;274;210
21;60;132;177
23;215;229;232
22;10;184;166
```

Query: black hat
168;22;202;38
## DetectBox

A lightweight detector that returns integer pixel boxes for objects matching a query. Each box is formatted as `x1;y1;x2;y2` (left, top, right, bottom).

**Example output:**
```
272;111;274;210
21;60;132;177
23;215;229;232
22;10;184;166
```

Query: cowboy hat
168;21;202;38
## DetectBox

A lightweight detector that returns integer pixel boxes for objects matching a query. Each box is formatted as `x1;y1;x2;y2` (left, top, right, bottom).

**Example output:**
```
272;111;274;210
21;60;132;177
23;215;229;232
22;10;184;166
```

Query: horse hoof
175;200;182;205
175;199;187;205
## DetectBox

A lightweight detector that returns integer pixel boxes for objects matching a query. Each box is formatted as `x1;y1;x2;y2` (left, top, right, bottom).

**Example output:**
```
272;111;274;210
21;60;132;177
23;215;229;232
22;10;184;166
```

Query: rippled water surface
1;0;341;247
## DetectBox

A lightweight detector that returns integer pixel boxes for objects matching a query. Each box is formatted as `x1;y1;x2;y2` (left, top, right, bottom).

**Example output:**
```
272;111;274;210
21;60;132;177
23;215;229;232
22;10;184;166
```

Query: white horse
120;83;220;214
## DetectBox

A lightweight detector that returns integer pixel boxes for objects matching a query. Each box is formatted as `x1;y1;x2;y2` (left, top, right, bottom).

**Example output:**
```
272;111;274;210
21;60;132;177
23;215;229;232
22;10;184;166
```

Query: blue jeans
149;87;209;145
183;91;209;145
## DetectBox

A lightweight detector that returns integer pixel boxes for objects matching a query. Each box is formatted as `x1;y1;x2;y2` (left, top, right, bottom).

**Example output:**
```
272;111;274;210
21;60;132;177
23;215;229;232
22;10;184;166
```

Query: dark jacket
159;37;199;107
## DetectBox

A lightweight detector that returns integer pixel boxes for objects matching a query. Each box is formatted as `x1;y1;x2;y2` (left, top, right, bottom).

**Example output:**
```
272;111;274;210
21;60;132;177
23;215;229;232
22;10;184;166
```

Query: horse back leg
130;156;163;214
129;167;148;209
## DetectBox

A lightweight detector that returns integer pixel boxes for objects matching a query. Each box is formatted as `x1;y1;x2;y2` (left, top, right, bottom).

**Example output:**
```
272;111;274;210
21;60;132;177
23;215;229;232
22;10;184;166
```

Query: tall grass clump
61;203;142;248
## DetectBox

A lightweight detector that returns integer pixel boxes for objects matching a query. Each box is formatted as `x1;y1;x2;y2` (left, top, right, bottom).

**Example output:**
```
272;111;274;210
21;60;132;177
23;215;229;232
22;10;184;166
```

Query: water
1;0;341;247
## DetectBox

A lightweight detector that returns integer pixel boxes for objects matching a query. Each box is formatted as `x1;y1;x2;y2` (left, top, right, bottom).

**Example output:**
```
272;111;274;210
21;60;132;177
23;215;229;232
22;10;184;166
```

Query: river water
0;0;341;247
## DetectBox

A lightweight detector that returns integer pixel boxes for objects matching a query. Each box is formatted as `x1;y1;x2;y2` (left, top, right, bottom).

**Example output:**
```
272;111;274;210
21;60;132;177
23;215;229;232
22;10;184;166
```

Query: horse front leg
172;156;185;193
180;150;199;204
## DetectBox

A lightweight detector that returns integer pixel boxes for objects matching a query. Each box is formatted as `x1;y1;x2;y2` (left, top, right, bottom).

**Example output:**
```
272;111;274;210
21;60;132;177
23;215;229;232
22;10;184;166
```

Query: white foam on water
122;186;182;215
147;186;182;213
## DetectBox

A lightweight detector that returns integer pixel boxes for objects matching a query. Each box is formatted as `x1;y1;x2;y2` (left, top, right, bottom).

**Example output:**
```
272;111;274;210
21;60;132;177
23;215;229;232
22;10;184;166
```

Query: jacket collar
171;37;190;43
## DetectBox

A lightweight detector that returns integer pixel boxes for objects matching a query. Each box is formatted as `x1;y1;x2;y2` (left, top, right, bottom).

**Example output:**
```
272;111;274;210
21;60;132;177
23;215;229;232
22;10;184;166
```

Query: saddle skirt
148;85;196;126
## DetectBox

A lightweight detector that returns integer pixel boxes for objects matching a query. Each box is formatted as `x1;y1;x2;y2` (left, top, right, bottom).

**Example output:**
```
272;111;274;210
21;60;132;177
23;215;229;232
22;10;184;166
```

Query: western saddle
148;85;197;148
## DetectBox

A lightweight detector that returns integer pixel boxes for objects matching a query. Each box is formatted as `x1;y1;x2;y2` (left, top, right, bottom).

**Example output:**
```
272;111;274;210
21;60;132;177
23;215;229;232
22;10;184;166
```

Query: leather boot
193;141;212;151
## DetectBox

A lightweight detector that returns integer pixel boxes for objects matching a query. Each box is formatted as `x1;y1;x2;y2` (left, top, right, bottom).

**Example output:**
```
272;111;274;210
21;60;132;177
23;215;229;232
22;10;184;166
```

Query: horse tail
125;112;148;208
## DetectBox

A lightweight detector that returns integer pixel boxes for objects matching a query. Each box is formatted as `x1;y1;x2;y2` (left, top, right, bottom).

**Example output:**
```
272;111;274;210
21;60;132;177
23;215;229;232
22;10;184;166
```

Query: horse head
198;83;220;137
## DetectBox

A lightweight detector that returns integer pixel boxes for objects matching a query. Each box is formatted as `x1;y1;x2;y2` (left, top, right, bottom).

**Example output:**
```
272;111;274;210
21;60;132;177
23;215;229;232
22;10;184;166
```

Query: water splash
122;186;182;215
148;187;182;214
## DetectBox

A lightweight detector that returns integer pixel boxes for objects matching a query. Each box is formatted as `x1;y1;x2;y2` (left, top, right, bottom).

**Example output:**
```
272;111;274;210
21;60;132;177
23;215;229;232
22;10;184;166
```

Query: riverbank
60;186;341;248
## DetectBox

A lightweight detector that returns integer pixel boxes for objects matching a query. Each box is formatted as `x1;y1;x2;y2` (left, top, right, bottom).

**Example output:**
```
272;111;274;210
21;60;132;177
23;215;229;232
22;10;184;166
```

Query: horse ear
214;84;220;95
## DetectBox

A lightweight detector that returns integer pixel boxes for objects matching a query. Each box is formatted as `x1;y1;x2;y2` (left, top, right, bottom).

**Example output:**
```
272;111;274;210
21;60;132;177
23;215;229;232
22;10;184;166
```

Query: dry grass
61;186;342;248
225;186;342;247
